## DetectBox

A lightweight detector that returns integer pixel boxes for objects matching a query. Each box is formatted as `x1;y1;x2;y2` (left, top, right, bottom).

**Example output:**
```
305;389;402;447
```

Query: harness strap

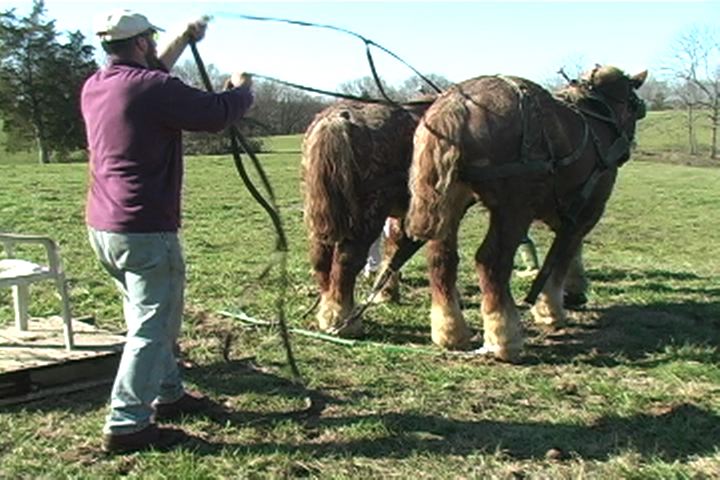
603;135;631;168
497;76;533;164
554;114;590;168
460;76;591;183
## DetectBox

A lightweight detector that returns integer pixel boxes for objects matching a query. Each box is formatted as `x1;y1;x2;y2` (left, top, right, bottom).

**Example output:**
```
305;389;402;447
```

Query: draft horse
406;66;647;362
302;98;433;336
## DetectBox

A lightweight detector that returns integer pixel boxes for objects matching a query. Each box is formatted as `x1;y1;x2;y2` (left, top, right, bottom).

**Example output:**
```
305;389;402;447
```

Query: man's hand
160;16;210;70
224;72;253;90
184;16;209;43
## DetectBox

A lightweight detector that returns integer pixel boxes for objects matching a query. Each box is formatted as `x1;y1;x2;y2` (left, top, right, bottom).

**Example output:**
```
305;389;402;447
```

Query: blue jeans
87;229;186;435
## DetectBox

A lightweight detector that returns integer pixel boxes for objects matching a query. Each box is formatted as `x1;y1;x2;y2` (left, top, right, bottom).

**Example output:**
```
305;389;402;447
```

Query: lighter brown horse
302;98;433;336
406;66;647;362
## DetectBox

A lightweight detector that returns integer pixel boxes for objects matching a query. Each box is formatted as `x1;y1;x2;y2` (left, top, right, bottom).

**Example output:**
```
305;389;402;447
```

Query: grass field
1;129;719;477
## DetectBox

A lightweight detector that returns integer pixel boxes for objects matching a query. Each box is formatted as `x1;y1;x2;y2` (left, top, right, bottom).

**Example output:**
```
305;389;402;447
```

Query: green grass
0;136;719;478
262;134;304;153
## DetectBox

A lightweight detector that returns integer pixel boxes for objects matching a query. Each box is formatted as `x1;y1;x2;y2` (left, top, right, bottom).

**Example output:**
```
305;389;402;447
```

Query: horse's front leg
564;244;588;308
316;240;367;337
531;232;585;328
373;217;404;303
476;210;528;362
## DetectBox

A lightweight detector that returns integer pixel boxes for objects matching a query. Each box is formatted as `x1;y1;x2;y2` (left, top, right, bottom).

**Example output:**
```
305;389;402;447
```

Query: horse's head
582;65;648;141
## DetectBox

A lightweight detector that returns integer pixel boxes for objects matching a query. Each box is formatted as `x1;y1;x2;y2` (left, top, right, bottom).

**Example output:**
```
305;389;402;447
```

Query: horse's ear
630;70;648;89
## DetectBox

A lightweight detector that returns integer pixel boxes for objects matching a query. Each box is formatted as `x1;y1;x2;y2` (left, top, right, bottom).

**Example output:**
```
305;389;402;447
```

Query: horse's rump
302;101;428;243
302;110;359;243
406;91;470;239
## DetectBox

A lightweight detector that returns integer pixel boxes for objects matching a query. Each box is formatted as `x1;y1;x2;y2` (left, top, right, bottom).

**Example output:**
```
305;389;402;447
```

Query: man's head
96;10;164;68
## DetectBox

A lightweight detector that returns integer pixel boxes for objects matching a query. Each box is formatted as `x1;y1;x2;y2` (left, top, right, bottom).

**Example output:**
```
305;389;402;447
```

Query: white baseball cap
95;10;164;42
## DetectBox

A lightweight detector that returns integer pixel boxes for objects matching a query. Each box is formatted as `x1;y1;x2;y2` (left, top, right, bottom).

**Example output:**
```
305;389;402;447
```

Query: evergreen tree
0;0;97;163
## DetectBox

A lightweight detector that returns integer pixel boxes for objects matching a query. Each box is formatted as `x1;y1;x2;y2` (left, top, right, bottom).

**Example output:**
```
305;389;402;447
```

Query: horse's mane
553;78;597;106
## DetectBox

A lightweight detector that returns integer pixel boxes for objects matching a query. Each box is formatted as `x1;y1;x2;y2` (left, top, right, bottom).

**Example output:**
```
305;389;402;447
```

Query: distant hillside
635;110;714;156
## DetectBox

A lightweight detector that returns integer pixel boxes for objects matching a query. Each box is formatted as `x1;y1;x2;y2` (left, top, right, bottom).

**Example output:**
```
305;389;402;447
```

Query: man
81;10;253;453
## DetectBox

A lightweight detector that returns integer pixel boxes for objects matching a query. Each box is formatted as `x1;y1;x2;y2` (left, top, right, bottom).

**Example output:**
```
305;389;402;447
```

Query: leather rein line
190;41;302;385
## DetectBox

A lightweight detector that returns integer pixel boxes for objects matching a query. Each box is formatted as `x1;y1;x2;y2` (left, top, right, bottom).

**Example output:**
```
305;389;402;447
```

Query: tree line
1;1;718;163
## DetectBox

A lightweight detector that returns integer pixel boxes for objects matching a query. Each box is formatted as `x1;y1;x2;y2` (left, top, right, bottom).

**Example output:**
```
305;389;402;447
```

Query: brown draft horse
302;98;433;336
406;66;647;362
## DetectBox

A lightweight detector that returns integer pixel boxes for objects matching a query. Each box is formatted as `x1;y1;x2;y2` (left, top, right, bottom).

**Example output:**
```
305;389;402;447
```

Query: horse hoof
530;305;566;329
477;344;522;364
370;289;399;304
432;330;472;351
564;292;588;309
325;319;364;338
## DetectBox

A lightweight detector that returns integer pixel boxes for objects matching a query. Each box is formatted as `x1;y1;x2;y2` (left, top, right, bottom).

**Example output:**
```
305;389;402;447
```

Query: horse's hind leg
476;210;529;362
427;212;472;350
316;239;368;337
310;239;333;295
310;239;341;332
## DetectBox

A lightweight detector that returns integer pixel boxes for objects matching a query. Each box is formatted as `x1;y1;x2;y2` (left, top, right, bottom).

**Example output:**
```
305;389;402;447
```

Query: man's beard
145;50;168;73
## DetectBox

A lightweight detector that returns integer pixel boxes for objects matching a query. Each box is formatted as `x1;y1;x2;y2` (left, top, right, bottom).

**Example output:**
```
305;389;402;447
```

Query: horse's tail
301;114;360;243
407;93;469;240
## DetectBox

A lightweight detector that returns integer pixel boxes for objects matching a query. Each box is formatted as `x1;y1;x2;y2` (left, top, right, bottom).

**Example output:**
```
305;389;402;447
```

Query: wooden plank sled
0;316;124;406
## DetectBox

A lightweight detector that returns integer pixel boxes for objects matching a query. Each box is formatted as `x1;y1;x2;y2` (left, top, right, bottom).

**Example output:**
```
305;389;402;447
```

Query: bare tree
666;25;720;158
172;58;225;91
338;75;400;101
674;80;703;155
638;77;673;111
398;73;453;100
251;80;328;135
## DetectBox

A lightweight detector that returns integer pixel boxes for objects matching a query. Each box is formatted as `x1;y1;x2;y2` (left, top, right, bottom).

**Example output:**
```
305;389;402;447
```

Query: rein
189;41;303;385
205;13;442;330
246;72;400;105
212;12;443;99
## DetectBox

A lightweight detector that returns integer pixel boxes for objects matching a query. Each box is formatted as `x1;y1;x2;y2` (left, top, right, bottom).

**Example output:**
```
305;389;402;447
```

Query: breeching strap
189;41;302;384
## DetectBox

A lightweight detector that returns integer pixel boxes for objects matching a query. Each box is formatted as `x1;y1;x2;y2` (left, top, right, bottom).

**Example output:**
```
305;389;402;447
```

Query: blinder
631;93;646;120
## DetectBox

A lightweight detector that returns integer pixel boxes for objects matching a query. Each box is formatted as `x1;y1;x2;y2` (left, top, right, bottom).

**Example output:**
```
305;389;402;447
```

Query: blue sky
4;1;718;89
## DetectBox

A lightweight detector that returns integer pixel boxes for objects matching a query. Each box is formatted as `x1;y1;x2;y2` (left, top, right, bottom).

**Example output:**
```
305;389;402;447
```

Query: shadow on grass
589;268;706;283
360;265;720;365
0;358;337;422
525;301;720;367
524;266;719;366
186;402;719;462
588;267;720;298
